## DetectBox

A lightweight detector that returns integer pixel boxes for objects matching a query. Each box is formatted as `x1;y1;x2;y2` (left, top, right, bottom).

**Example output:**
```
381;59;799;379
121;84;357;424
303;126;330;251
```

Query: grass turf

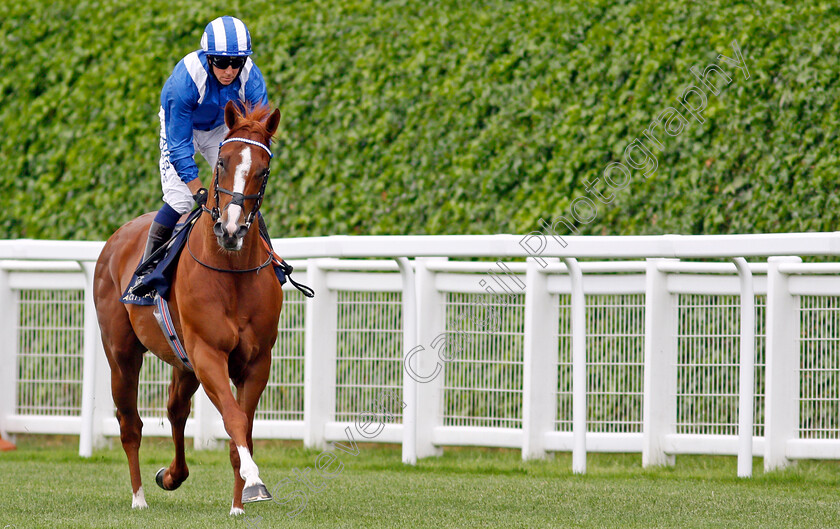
0;435;839;528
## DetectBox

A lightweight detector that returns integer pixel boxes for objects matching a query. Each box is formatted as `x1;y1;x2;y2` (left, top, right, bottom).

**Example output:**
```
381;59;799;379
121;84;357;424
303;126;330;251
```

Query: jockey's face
212;65;240;86
208;55;245;86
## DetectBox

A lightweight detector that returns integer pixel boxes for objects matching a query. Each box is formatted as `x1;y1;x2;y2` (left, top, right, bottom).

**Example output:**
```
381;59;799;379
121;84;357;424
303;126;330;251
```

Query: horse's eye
217;158;226;170
261;169;269;179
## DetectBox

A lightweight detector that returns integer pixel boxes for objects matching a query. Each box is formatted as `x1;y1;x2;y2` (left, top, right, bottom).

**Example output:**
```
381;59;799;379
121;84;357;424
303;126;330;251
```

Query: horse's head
211;101;281;251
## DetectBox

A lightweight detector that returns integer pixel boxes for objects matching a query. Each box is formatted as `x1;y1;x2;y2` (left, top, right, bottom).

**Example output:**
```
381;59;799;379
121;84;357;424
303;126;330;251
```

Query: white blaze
224;147;250;237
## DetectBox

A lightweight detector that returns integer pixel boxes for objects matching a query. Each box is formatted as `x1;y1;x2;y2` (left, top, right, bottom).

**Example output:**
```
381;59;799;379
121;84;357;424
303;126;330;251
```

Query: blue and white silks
159;50;268;186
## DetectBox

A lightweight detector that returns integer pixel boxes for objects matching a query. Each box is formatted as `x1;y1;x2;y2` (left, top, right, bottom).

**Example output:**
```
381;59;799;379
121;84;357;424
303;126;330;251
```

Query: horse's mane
225;103;275;141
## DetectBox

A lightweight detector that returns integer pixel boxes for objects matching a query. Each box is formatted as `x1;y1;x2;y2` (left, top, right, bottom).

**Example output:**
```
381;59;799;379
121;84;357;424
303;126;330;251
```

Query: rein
187;223;275;274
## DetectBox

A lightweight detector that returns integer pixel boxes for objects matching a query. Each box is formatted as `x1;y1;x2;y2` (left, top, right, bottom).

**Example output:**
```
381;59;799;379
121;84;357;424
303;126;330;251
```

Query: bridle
189;136;275;274
177;128;314;295
208;137;273;240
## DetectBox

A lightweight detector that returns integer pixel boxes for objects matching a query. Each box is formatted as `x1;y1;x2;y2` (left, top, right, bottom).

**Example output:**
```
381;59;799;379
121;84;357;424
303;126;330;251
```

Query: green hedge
1;0;838;240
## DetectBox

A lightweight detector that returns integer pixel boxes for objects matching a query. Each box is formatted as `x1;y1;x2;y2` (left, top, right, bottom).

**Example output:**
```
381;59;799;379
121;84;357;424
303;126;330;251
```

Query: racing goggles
208;55;246;70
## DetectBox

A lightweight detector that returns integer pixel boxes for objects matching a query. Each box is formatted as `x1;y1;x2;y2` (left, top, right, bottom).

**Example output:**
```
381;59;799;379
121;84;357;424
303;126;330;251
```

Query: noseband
208;137;273;239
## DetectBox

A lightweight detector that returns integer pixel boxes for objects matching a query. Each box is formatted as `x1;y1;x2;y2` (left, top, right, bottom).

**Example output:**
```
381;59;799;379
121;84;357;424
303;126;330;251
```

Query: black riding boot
138;221;174;272
129;221;173;296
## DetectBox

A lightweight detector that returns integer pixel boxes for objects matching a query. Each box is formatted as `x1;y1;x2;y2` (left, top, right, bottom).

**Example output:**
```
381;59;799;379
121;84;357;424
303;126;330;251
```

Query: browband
219;137;273;158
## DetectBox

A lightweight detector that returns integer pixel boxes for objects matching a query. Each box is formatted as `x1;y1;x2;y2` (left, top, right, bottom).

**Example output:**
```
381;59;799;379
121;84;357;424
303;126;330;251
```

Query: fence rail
2;234;840;476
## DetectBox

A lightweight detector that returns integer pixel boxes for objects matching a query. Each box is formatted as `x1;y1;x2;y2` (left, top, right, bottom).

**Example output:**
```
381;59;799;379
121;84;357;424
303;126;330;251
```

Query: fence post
193;386;223;450
563;257;586;474
643;258;678;467
733;257;755;478
522;257;559;460
0;267;16;442
79;262;108;456
765;256;801;472
396;258;418;465
414;257;446;459
303;259;336;450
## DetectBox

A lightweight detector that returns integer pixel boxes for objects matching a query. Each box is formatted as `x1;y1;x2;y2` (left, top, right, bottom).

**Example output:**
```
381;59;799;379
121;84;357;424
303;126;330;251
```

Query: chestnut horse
93;102;282;515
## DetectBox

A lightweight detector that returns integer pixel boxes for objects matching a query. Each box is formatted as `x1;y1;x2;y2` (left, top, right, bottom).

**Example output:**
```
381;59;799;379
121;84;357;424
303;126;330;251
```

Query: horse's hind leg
156;367;199;491
103;344;146;509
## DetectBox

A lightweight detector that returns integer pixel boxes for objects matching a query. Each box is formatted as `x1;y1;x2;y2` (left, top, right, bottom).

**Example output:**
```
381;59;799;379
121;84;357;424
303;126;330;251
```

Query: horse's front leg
191;345;268;515
156;367;199;491
230;350;272;508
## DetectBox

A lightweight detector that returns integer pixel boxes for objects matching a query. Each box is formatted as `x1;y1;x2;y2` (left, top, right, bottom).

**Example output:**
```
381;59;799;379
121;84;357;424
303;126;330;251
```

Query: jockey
133;16;269;289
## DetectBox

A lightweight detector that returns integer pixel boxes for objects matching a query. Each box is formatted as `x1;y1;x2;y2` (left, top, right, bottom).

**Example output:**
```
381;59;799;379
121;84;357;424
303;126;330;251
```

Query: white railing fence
1;234;840;476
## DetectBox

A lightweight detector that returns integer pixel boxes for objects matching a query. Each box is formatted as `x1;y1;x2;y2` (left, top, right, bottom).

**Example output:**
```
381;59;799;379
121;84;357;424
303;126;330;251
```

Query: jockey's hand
186;177;204;196
193;188;208;207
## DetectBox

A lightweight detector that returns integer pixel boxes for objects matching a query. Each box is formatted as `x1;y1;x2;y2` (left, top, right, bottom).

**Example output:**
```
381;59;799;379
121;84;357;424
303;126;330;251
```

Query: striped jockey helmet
200;16;253;56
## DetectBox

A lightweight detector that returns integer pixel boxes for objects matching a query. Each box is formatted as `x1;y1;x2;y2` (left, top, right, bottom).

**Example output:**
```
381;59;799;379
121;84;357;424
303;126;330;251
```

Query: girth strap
153;295;193;371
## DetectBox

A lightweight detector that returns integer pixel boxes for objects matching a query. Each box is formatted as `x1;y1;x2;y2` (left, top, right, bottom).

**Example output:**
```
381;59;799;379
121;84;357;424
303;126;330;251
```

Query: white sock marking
237;445;263;488
230;501;245;516
224;147;250;237
131;486;148;509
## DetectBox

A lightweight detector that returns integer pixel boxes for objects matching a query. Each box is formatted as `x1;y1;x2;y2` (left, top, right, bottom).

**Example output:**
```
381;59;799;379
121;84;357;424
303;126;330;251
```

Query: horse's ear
224;101;239;130
265;109;281;137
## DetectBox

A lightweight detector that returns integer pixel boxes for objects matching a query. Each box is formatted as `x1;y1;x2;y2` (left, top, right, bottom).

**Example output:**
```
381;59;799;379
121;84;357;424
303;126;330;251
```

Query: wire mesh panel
334;290;403;423
556;294;572;431
136;355;173;418
257;289;306;421
799;296;840;440
555;294;645;433
442;292;524;428
754;296;767;437
16;289;84;416
675;294;766;436
585;294;645;433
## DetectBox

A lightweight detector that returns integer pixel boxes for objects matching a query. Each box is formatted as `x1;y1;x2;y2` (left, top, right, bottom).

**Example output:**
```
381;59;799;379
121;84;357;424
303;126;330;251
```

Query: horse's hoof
242;483;272;503
155;468;168;490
